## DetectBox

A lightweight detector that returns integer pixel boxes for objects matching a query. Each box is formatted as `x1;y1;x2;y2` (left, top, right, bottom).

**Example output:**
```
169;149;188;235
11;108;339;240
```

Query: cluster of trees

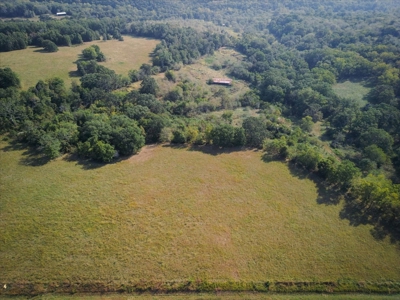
0;31;28;52
0;67;20;89
75;47;130;92
0;18;125;52
81;45;106;62
128;23;233;71
0;69;144;162
77;114;145;162
227;16;400;179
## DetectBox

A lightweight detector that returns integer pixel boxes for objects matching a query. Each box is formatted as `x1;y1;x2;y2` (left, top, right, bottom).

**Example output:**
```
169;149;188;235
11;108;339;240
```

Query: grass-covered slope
1;139;399;287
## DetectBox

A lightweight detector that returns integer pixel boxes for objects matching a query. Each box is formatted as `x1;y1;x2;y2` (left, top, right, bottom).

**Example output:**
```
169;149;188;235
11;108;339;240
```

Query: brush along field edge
2;280;400;295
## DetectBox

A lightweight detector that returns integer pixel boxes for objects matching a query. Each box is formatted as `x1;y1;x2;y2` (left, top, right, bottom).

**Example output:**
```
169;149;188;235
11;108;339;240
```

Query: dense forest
1;0;400;242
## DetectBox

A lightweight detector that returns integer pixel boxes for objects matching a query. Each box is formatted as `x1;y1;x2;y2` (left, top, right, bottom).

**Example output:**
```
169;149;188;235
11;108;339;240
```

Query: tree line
0;18;124;52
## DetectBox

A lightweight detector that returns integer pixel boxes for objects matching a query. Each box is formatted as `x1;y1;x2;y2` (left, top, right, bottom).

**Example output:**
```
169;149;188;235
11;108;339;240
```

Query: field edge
2;280;400;296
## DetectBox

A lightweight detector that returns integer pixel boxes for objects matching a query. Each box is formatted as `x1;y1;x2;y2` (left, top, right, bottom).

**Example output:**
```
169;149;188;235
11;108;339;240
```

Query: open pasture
1;139;400;288
0;36;159;89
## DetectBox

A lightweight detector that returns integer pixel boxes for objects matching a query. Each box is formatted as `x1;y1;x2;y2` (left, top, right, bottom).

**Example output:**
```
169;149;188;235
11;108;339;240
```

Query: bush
233;127;246;146
295;146;322;171
39;134;61;159
42;40;58;52
0;67;20;89
92;140;115;162
172;130;186;144
165;70;176;82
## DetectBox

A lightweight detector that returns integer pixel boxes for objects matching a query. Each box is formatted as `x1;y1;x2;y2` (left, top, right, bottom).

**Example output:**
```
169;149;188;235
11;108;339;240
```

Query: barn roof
212;78;232;85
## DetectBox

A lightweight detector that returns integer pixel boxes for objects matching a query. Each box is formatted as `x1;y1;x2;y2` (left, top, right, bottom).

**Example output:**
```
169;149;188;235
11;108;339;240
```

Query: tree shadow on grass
339;200;371;227
62;153;106;170
1;139;27;152
370;225;400;245
1;140;51;167
339;200;400;244
262;153;341;205
68;70;80;79
32;48;48;53
2;140;111;170
162;143;259;156
285;161;342;206
62;152;133;170
20;150;52;166
261;154;400;244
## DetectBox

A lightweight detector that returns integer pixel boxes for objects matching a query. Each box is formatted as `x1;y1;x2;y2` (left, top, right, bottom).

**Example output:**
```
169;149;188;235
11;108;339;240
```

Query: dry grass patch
0;36;159;89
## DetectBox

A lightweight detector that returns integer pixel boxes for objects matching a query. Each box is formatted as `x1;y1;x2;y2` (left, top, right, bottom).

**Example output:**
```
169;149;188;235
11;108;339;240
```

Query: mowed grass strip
0;141;400;284
0;36;159;89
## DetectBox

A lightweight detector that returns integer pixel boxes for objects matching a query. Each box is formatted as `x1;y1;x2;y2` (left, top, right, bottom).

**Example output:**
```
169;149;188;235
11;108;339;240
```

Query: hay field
1;139;400;286
0;36;159;89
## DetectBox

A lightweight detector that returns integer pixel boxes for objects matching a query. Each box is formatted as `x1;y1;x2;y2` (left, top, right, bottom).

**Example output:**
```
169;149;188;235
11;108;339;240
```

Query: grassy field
332;80;371;107
0;36;159;89
1;138;400;290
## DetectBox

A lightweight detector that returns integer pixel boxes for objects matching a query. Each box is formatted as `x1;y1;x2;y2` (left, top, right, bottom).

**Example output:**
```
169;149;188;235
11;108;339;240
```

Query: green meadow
1;139;399;289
